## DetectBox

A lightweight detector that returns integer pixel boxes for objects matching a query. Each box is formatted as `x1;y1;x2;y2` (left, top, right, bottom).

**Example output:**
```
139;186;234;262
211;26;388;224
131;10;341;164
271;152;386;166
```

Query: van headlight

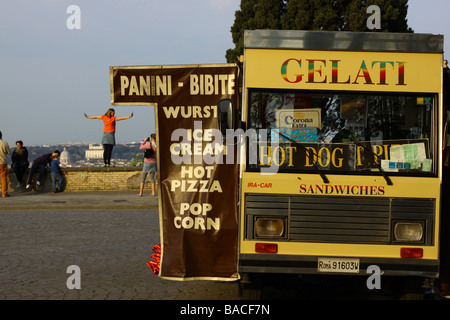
394;222;424;242
254;217;286;239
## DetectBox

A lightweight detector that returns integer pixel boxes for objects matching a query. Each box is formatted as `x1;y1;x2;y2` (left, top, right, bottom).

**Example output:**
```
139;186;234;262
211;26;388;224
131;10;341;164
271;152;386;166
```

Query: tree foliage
226;0;412;63
226;0;287;63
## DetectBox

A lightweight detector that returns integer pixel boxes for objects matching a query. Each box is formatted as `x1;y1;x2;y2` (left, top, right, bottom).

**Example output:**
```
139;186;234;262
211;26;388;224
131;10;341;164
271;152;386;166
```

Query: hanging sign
110;64;240;280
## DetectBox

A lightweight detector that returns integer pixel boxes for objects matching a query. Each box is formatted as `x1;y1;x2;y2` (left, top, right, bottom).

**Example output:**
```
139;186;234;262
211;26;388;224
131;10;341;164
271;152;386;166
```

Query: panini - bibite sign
110;64;240;280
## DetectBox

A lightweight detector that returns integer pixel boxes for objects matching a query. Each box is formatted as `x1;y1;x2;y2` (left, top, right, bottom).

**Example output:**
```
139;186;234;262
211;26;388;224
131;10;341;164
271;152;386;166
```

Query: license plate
317;257;360;273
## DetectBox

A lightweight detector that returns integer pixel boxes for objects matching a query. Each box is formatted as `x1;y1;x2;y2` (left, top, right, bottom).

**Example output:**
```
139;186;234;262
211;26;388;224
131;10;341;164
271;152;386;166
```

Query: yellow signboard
245;49;442;93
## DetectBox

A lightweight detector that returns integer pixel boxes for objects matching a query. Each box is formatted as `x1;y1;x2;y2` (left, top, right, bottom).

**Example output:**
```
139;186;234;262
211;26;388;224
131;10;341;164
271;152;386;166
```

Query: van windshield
246;90;437;176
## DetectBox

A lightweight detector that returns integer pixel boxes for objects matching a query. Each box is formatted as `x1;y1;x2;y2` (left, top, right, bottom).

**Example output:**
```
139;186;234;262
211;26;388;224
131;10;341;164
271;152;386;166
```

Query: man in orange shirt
84;108;133;166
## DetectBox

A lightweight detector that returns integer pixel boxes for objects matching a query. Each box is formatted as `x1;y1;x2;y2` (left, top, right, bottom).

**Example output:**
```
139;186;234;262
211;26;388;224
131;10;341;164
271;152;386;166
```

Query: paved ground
0;190;445;303
0;190;240;300
0;189;159;211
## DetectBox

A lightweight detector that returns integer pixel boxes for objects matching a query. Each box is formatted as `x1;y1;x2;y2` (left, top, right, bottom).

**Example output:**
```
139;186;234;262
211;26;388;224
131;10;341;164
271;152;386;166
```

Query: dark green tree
225;0;287;63
226;0;412;63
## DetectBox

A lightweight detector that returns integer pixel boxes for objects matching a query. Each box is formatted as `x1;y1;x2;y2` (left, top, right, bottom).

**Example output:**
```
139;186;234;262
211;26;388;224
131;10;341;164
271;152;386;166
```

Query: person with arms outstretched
84;108;133;166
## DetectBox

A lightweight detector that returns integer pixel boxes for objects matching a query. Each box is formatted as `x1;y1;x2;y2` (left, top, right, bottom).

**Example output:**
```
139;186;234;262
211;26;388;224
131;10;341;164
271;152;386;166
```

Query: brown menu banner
110;64;240;280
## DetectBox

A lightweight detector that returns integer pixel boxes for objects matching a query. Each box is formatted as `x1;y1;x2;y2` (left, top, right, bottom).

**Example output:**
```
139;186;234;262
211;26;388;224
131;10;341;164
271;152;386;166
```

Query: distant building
60;147;71;165
85;144;104;160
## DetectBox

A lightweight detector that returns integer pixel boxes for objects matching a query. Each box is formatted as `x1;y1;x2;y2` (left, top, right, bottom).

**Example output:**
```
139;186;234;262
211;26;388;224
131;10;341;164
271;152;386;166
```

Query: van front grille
245;194;434;245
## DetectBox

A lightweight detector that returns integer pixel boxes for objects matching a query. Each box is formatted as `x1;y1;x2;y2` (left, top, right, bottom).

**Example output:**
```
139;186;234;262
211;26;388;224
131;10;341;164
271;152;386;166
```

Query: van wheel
396;277;425;300
238;274;263;300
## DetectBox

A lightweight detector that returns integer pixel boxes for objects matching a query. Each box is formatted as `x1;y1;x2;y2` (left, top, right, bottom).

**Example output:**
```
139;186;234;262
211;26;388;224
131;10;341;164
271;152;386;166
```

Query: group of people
0;108;157;198
0;130;64;196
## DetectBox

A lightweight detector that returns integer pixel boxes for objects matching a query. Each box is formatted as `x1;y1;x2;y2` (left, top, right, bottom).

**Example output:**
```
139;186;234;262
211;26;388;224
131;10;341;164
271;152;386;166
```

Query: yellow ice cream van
237;30;449;298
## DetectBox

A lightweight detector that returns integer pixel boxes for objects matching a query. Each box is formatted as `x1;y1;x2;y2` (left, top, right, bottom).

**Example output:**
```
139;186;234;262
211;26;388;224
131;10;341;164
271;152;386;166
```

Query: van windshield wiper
337;131;393;186
277;132;330;184
359;142;393;186
277;130;393;186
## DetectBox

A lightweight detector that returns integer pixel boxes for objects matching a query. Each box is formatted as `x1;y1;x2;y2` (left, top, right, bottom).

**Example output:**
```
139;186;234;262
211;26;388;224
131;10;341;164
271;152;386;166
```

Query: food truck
110;30;449;299
237;30;449;299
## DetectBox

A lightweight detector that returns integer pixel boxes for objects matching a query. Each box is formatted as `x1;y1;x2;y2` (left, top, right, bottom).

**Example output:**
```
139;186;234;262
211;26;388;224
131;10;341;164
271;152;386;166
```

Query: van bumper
239;253;439;278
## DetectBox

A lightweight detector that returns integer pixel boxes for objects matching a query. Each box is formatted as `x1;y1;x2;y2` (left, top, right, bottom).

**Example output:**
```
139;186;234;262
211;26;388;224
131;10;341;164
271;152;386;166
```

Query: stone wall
5;167;153;193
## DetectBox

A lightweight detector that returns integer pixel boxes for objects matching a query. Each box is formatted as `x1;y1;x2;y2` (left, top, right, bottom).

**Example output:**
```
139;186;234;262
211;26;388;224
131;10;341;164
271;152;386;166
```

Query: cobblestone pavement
0;209;240;300
0;193;441;302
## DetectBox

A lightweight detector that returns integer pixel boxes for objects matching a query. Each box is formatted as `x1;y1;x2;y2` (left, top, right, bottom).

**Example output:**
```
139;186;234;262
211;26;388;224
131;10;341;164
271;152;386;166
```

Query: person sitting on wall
25;150;61;189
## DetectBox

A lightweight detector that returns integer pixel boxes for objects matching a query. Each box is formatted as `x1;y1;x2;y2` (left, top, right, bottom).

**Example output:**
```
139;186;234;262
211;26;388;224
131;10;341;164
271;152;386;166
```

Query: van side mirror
218;99;234;136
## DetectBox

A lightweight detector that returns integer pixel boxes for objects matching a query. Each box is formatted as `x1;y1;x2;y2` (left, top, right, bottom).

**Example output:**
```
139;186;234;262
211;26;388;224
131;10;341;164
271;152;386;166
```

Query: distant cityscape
8;142;146;168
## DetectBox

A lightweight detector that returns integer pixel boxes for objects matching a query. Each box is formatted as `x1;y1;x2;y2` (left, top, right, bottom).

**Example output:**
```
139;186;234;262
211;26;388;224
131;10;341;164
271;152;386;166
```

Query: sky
0;0;448;147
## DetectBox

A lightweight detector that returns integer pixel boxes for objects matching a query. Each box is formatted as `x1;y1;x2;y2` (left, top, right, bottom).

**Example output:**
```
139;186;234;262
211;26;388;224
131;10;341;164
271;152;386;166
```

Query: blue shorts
141;162;156;183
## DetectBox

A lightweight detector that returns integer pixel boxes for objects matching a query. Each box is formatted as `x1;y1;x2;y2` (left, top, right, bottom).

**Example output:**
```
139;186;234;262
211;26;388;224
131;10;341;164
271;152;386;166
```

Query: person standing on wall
84;108;133;167
139;133;157;196
0;131;11;198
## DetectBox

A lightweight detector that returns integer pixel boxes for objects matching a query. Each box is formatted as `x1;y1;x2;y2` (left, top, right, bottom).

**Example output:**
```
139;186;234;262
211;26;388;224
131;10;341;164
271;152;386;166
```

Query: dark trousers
26;163;46;185
103;144;114;165
14;163;28;185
